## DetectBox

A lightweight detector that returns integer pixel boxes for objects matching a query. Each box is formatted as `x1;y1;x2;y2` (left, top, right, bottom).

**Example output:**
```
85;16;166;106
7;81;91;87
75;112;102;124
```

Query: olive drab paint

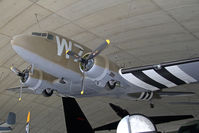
56;36;84;61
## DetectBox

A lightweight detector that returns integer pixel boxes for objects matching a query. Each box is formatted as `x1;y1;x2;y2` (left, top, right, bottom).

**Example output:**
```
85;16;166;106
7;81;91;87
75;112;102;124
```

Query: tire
42;88;53;97
107;80;116;90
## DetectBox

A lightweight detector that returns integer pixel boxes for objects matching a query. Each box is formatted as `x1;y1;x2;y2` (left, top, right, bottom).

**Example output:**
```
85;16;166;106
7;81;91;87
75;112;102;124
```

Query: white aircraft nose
11;33;33;59
11;34;29;47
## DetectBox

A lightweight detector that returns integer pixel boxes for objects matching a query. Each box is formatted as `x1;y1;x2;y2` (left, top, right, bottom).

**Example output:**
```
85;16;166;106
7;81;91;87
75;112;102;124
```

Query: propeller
66;39;110;95
80;71;85;95
10;65;32;101
26;112;30;133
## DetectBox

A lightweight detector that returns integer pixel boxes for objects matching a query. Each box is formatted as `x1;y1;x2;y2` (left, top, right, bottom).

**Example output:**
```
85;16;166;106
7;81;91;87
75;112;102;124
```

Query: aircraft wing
120;57;199;91
94;115;194;131
6;87;34;94
94;103;194;131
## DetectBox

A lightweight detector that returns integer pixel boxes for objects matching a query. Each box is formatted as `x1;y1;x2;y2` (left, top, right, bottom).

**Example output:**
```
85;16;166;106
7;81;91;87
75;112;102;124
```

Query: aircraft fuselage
11;32;131;97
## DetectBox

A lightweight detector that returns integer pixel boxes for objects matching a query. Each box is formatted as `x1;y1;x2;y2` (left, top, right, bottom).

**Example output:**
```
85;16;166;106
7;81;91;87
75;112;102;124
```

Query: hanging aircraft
8;31;199;103
0;112;16;133
61;97;194;133
94;103;194;132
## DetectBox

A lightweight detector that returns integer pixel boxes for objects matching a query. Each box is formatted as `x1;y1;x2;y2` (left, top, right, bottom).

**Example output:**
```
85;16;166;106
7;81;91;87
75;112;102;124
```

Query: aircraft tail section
6;112;16;126
0;112;16;132
62;97;94;133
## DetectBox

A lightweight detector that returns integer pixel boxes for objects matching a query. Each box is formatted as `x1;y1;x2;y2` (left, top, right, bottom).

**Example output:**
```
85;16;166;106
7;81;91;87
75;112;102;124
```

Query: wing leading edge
119;57;199;91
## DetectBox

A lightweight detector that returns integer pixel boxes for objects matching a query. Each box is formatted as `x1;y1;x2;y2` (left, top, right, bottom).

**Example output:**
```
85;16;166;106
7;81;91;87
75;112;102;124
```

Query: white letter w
56;36;72;59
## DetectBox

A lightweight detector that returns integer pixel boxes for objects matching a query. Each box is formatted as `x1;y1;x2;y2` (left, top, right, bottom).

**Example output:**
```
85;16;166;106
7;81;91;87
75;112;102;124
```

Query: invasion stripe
143;69;177;88
154;68;186;85
165;66;197;84
132;71;167;89
121;73;159;91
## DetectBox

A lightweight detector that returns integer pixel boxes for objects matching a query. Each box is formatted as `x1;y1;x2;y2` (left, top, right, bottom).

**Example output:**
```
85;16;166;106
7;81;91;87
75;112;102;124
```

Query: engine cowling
21;69;55;94
81;55;118;88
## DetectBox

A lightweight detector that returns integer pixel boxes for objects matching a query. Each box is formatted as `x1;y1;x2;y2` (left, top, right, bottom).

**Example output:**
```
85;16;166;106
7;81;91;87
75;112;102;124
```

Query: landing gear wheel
107;80;116;90
42;88;53;97
150;102;154;108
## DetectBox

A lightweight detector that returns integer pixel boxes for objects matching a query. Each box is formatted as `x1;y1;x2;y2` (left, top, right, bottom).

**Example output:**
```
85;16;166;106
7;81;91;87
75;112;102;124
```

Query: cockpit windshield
32;32;54;40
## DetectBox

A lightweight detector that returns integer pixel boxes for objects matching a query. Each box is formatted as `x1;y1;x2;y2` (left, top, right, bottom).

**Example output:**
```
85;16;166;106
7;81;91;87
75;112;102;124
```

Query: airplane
62;97;194;133
8;31;199;104
94;103;194;132
0;112;16;132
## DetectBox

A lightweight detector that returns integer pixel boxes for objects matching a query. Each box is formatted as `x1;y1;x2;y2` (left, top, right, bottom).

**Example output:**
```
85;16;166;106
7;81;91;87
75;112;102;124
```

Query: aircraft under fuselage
10;31;199;101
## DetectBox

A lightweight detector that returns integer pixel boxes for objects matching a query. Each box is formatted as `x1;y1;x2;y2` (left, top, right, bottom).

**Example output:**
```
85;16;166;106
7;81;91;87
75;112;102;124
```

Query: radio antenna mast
34;13;42;31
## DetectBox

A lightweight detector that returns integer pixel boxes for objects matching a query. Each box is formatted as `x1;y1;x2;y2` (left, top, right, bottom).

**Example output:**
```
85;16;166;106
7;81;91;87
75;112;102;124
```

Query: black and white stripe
143;69;176;88
119;65;197;91
138;92;153;101
131;71;167;89
154;67;186;85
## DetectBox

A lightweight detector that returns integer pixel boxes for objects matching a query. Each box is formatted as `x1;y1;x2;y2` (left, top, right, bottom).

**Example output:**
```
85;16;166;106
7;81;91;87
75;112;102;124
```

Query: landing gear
107;80;117;90
149;101;154;108
150;103;154;108
42;88;53;97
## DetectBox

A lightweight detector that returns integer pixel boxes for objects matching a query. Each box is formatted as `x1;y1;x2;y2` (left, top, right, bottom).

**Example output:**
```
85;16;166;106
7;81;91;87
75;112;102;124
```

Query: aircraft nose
11;34;29;47
11;33;33;57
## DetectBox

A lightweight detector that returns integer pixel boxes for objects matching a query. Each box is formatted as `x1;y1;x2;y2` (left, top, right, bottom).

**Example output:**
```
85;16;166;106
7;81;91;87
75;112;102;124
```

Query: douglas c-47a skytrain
8;31;199;102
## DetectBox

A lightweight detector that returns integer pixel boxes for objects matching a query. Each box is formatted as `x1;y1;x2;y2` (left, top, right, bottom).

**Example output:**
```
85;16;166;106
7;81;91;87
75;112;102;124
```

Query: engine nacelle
21;69;55;94
81;55;118;88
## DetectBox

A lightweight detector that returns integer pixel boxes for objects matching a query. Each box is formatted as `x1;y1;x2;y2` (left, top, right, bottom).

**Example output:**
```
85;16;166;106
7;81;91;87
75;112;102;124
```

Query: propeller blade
26;112;30;133
10;66;25;78
109;103;130;118
87;39;110;60
19;84;22;101
10;66;21;75
27;64;34;73
26;112;30;123
80;71;85;95
66;50;83;62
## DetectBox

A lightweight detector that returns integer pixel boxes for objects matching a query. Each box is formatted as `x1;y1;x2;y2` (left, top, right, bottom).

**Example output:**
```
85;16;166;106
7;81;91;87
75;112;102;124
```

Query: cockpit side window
32;32;54;40
32;32;42;36
41;33;47;37
47;34;54;40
